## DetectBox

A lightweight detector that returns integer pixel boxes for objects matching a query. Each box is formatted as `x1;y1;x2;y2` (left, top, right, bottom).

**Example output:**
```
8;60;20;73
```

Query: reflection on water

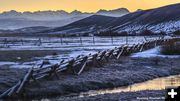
40;75;180;100
79;75;180;97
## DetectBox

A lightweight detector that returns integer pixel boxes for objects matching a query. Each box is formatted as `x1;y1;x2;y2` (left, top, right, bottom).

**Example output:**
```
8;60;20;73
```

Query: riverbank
54;90;166;101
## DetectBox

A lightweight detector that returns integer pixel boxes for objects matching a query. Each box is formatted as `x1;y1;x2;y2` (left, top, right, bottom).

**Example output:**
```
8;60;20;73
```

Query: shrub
118;31;128;36
139;30;154;36
161;42;180;55
157;31;166;35
173;30;180;35
96;30;119;36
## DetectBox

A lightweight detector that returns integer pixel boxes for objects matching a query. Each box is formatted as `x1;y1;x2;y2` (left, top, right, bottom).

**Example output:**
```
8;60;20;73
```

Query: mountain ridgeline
36;3;180;36
0;8;129;30
0;3;180;36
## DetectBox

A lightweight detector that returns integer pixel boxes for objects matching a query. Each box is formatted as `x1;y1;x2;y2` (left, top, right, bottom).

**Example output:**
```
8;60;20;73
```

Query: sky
0;0;180;13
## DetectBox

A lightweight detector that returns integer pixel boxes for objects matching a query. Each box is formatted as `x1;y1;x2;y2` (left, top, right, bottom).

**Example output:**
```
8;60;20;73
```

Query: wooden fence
0;37;179;99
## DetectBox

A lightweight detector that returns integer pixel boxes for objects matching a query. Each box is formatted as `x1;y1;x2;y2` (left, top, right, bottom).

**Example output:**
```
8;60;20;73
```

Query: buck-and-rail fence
0;37;180;99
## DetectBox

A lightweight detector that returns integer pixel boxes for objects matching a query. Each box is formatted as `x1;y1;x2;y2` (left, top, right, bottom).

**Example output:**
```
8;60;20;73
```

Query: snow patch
131;46;180;58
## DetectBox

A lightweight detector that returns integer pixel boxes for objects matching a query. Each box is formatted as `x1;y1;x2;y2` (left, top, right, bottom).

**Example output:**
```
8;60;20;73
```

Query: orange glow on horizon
0;0;180;13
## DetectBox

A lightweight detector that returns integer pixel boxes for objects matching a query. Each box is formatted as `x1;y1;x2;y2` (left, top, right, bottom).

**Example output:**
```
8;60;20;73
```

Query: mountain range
36;3;180;35
0;3;180;35
0;8;129;29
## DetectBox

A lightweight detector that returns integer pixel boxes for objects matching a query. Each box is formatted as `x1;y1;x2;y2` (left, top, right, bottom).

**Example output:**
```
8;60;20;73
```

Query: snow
0;36;175;68
0;62;18;66
131;46;180;58
116;20;180;34
0;36;149;51
131;47;161;58
149;20;180;33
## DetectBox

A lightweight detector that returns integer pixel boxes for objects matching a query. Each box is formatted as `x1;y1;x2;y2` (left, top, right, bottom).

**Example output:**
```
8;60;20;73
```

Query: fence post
93;34;95;44
111;35;113;44
21;39;24;45
60;35;63;45
126;36;128;45
79;34;82;45
3;38;8;47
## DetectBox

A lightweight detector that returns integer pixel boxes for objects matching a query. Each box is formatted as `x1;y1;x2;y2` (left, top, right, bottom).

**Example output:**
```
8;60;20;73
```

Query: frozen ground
0;36;161;68
1;56;179;99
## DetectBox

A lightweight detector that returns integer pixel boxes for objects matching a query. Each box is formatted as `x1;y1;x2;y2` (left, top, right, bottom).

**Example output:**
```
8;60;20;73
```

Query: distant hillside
107;3;180;34
0;15;90;29
14;26;51;33
40;15;117;35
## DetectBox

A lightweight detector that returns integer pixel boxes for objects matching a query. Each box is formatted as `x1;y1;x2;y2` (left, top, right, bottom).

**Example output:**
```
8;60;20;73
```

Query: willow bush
161;42;180;55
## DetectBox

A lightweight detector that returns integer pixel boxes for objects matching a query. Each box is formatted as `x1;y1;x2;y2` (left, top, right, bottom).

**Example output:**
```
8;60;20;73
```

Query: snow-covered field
0;36;163;68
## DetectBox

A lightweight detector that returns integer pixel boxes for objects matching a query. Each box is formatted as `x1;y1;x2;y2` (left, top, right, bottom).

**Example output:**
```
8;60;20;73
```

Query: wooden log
140;43;145;52
137;44;142;51
7;80;21;96
96;51;106;62
56;63;69;72
16;68;33;94
33;68;51;77
77;62;87;75
134;44;140;52
104;49;114;61
123;46;132;56
143;43;148;50
59;59;65;65
77;57;88;75
64;59;75;74
154;40;157;47
39;62;44;68
48;64;59;78
117;47;125;59
55;59;72;72
97;51;106;61
127;46;134;54
73;62;82;67
0;88;12;98
113;48;121;57
35;74;49;80
90;54;100;67
131;44;138;52
75;55;81;59
111;49;119;59
33;64;59;77
86;59;93;64
34;64;56;73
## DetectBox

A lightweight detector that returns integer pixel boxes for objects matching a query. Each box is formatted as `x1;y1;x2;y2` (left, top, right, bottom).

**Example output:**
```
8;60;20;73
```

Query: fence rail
0;37;179;99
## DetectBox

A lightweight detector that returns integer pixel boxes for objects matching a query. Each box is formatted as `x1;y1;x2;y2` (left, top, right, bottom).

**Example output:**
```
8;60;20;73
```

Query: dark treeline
173;30;180;35
0;30;179;37
95;30;174;36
